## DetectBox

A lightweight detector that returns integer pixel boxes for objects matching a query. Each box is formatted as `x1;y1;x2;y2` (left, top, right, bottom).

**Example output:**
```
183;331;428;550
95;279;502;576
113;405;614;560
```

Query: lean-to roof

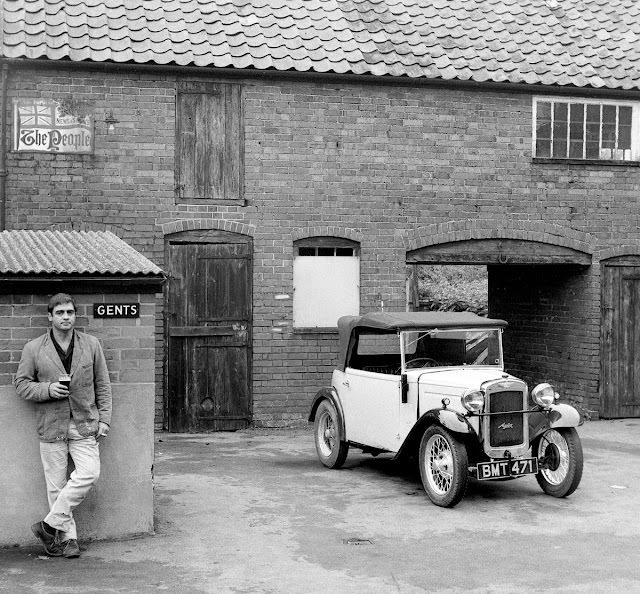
0;230;163;276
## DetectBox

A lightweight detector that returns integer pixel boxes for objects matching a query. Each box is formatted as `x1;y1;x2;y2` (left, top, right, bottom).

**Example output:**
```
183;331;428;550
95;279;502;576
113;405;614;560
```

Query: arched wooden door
166;231;252;431
601;256;640;418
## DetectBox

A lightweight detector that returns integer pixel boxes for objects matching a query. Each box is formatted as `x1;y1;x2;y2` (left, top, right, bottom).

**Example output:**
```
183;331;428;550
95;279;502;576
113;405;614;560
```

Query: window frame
532;96;640;164
293;237;360;332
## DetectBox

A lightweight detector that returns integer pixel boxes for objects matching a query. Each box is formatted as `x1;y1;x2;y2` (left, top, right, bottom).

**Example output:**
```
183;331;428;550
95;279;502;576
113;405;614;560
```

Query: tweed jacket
14;330;112;442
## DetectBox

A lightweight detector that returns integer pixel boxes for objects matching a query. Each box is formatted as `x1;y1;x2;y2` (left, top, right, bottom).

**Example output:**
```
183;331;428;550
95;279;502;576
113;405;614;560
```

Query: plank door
601;260;640;418
168;240;252;431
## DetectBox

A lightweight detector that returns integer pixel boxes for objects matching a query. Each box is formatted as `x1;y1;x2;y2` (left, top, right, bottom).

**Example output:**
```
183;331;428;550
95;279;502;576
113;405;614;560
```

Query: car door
340;368;403;452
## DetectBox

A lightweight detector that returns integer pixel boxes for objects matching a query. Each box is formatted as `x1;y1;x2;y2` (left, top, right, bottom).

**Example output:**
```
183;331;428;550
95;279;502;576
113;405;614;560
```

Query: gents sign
93;303;140;318
13;98;94;154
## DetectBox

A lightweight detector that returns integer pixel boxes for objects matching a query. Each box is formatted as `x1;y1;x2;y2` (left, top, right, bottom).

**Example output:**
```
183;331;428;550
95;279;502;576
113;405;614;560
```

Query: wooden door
601;258;640;418
167;238;252;431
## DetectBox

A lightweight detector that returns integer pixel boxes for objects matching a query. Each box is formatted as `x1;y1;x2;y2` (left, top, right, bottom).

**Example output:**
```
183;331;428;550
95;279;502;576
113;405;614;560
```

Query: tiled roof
0;230;164;275
2;0;639;90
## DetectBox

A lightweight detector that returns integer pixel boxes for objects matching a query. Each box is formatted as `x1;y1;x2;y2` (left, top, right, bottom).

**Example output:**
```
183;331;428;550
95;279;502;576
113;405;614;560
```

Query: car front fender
529;403;583;442
394;408;477;461
308;387;346;435
433;409;476;435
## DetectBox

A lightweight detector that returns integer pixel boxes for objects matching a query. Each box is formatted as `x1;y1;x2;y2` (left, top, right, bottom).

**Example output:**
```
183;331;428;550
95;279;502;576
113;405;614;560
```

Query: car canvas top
338;311;507;332
337;312;508;372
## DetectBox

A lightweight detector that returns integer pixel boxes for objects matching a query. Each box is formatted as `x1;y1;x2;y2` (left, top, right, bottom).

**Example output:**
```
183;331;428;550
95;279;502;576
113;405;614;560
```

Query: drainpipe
0;62;8;230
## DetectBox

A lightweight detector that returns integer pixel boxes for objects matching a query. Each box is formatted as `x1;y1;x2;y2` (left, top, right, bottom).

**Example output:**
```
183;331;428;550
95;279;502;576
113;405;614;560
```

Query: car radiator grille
487;390;524;447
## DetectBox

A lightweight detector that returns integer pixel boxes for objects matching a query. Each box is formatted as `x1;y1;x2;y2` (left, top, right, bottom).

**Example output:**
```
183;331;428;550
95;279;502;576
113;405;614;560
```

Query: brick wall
0;292;157;388
5;64;640;425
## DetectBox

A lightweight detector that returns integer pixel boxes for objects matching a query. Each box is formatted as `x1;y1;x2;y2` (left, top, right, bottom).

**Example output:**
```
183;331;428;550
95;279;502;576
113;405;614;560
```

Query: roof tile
2;0;638;89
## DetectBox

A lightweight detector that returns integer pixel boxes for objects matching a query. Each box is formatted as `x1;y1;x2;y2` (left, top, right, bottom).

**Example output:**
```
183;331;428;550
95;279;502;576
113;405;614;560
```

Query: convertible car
309;311;584;507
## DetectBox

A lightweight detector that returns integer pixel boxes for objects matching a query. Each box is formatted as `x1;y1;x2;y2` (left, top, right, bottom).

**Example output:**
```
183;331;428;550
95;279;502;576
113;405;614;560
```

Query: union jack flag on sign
17;101;54;128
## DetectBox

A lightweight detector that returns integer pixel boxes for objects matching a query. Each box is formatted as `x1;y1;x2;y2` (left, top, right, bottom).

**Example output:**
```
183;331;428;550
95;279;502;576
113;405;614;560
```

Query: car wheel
419;425;469;507
533;427;583;498
314;400;349;469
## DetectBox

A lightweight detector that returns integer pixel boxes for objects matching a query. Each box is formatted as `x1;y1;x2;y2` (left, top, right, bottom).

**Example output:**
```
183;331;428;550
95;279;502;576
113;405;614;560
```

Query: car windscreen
400;328;503;368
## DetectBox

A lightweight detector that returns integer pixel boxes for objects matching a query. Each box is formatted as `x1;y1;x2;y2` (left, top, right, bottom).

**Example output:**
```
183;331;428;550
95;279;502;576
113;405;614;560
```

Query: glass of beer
59;374;71;390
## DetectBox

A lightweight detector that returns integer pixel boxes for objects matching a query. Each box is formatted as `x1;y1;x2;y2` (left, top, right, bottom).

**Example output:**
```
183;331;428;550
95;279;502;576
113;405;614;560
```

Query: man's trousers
39;419;101;541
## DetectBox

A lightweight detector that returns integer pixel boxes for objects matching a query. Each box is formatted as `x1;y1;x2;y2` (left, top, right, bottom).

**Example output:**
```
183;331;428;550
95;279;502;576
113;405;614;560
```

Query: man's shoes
31;521;62;557
61;539;81;559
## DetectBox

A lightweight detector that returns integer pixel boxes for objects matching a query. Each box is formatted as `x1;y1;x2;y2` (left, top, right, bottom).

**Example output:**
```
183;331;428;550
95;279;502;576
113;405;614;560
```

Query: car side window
348;332;401;374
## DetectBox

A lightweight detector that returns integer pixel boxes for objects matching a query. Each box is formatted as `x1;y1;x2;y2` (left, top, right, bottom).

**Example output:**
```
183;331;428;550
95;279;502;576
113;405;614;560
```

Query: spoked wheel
419;425;468;507
533;428;583;498
313;400;349;469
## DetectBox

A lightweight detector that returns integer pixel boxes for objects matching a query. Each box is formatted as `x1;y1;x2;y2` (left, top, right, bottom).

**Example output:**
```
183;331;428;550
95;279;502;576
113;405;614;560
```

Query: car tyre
314;400;349;469
419;425;468;507
533;427;583;498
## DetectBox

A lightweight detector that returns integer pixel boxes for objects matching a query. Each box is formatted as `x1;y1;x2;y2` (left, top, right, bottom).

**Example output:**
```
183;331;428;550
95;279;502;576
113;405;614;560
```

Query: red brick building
2;0;640;429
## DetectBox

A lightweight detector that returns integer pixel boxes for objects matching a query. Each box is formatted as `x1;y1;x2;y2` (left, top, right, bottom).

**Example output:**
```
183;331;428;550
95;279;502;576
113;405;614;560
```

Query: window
176;82;243;202
533;97;640;162
400;329;503;368
348;331;402;374
293;237;360;329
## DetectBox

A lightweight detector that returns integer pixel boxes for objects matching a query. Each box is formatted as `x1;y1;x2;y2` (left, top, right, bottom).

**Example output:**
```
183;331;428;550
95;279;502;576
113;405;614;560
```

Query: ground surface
1;419;639;593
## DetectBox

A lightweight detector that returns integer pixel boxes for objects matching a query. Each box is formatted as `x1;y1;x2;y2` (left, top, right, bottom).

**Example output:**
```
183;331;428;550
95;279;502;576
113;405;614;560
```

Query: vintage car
309;311;584;507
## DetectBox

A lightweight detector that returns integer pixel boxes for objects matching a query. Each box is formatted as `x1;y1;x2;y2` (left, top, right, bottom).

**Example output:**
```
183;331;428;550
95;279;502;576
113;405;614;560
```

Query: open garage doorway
487;264;594;406
406;238;595;416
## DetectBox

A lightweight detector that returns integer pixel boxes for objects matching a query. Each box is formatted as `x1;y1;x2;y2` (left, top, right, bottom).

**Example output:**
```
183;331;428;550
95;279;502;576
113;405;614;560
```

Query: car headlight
531;383;557;408
462;389;485;413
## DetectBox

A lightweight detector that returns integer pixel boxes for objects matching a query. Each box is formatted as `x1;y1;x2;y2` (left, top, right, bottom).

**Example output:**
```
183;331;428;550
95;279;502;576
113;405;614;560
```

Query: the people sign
13;99;94;154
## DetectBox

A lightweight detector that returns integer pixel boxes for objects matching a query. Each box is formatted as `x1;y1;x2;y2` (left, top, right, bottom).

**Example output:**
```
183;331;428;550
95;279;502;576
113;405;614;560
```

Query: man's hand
97;422;110;441
49;382;69;399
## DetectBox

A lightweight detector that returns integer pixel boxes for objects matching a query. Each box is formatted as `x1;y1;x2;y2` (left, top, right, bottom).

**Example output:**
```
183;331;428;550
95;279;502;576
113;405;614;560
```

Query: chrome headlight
531;383;557;408
462;389;485;413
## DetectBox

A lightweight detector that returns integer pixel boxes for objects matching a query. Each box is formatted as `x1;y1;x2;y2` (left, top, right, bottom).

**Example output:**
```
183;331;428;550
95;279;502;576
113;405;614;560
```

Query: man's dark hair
47;293;77;314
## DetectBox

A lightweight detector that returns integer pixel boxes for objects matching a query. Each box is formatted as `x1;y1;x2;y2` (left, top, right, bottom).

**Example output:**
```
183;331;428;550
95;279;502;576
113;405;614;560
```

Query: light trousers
39;419;100;541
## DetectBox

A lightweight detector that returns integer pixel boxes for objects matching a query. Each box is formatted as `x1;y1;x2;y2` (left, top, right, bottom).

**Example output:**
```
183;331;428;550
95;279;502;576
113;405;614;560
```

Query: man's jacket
14;330;112;442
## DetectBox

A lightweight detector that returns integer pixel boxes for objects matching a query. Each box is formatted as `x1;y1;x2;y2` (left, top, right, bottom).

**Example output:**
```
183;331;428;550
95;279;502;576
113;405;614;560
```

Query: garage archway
406;229;594;414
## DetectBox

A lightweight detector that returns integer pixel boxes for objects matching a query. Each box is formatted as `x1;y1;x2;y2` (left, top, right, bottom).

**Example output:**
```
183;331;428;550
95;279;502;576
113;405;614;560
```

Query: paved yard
1;419;640;593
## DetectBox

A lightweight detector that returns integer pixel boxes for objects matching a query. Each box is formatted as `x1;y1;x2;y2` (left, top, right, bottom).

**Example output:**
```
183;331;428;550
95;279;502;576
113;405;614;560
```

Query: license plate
476;457;538;480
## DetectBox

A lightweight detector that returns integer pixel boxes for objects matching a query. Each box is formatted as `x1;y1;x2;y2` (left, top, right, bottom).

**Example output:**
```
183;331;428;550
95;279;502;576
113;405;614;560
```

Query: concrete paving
1;419;640;593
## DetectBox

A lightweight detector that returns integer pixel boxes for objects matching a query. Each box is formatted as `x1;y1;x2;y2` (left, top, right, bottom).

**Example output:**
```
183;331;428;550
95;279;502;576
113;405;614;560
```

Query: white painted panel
293;256;359;327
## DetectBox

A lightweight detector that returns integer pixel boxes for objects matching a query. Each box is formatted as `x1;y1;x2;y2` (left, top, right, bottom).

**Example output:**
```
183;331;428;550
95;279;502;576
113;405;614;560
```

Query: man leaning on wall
14;293;111;559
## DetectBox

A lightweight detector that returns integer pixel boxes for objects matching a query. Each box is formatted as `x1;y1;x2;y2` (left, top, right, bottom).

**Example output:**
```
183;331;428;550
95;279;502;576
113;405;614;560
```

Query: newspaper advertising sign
13;98;94;153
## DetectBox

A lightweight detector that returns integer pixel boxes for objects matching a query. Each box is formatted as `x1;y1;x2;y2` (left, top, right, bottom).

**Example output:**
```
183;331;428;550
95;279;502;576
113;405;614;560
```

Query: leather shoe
31;522;62;557
61;539;81;558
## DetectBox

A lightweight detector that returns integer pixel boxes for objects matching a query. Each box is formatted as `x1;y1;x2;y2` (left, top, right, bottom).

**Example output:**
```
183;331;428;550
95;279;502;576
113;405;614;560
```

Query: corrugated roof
0;230;164;276
2;0;639;90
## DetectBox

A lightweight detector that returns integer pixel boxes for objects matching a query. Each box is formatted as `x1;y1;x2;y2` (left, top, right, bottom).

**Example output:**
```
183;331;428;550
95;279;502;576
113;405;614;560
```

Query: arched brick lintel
46;222;124;237
403;219;595;255
159;218;256;237
599;246;640;262
291;226;364;243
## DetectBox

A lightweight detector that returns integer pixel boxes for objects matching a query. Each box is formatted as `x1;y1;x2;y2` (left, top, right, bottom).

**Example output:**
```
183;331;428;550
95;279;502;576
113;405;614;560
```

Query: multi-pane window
533;98;639;161
293;238;360;328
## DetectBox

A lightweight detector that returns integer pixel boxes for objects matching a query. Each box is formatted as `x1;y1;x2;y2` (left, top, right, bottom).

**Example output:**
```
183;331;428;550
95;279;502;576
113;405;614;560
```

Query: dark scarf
50;330;75;374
